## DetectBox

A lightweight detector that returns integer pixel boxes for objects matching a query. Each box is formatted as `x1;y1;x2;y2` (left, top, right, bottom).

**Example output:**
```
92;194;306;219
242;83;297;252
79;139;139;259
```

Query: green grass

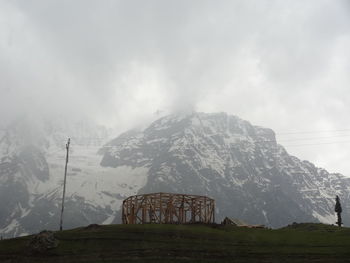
1;223;350;262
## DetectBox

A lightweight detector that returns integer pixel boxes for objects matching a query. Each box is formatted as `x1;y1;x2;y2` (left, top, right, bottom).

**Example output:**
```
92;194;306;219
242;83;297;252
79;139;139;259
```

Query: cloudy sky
1;0;350;175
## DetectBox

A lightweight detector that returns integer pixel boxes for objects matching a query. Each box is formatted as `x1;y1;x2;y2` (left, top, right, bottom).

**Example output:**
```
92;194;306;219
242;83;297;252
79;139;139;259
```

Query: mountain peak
1;112;349;238
101;112;349;228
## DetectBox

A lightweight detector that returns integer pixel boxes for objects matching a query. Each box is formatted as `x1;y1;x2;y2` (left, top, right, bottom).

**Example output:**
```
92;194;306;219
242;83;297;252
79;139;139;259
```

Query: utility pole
59;138;70;231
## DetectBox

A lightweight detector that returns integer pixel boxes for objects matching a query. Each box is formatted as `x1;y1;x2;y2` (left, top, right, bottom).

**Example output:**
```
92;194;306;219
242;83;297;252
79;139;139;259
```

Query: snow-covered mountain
1;112;349;238
0;116;145;238
101;112;350;227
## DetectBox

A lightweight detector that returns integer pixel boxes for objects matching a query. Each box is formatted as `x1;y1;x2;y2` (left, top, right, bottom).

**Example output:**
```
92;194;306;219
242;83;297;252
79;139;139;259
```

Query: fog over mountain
1;0;350;176
1;0;350;236
1;112;350;238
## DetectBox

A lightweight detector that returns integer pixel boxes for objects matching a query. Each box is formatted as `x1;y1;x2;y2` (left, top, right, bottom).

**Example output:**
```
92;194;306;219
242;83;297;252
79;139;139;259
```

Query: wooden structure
122;193;215;224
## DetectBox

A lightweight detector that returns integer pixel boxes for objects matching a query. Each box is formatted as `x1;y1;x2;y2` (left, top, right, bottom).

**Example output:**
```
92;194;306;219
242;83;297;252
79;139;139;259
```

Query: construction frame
122;192;215;224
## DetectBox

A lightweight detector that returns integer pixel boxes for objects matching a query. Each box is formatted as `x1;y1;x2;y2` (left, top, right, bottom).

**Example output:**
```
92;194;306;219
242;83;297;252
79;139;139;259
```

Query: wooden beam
122;192;215;225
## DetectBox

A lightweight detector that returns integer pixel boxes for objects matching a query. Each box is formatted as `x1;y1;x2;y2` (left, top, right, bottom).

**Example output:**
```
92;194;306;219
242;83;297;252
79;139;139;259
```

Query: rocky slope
1;112;349;238
101;112;350;227
0;117;145;238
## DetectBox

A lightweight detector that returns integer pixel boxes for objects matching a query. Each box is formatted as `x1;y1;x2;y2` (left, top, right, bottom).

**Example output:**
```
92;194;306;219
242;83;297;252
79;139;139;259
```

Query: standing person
335;195;342;227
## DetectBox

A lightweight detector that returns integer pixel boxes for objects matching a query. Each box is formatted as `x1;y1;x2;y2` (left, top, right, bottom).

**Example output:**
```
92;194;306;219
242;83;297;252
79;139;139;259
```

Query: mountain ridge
1;112;349;237
102;112;350;227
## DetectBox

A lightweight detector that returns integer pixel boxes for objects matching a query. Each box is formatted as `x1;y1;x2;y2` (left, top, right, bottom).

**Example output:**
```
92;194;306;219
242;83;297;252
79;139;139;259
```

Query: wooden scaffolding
122;192;215;224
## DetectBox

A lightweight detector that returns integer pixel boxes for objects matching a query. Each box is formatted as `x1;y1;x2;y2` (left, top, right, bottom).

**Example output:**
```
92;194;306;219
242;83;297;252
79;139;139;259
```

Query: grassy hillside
1;223;350;262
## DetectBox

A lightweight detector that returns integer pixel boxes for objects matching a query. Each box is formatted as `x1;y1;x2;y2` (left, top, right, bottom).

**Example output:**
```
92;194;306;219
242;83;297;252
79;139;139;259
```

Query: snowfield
1;112;350;238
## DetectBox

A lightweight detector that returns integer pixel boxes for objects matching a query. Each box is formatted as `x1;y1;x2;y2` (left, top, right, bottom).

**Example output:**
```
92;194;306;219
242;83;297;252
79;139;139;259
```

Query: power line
284;140;350;147
46;148;65;155
255;134;350;144
276;129;350;135
278;134;350;141
70;135;350;146
51;131;350;150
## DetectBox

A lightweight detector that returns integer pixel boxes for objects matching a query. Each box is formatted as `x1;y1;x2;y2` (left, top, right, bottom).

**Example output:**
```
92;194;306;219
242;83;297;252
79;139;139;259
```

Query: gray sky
1;0;350;175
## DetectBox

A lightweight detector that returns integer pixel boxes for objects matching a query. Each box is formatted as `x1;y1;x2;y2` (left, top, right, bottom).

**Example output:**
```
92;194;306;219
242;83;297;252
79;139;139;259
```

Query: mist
1;0;350;174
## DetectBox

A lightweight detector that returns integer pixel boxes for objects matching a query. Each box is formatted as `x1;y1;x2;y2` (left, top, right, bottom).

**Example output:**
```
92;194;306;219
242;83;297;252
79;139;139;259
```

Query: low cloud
1;0;350;174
